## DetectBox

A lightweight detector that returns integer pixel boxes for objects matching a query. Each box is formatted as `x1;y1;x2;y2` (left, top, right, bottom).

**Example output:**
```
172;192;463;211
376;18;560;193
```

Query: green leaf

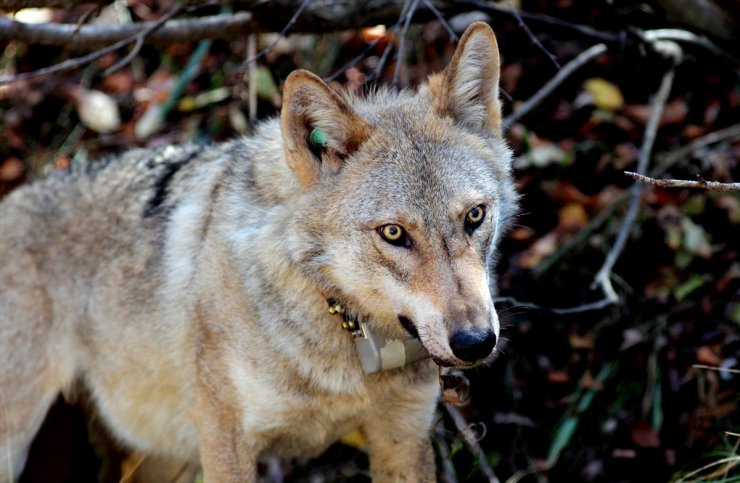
547;416;579;467
674;274;705;302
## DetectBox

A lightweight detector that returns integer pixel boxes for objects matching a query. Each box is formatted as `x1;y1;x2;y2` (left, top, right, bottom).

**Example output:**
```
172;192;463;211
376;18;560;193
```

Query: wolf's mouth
397;315;419;339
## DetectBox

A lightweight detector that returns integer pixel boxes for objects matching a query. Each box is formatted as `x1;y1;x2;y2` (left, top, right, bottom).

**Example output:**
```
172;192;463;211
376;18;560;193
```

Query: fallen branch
0;12;254;50
624;172;740;191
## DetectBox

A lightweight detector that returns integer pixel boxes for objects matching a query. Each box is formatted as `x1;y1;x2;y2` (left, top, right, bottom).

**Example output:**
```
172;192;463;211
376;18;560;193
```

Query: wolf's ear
430;21;502;134
280;70;370;186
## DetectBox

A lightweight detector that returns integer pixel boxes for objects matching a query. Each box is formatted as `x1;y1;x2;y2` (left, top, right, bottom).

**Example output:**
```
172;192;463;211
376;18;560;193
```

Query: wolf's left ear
280;70;370;186
430;21;502;135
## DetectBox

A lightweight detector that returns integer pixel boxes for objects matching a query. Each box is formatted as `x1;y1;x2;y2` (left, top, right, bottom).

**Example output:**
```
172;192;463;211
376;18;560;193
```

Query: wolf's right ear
429;22;503;135
280;70;370;186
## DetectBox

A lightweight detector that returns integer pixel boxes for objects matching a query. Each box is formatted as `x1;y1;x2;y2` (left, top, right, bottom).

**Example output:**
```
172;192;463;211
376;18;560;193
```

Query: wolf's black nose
449;329;497;362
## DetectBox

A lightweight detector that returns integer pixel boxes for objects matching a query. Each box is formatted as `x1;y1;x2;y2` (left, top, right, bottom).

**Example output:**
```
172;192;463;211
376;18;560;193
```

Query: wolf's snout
449;329;497;362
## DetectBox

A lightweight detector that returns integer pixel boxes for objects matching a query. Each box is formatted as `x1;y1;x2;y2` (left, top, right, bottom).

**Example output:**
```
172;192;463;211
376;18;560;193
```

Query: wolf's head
280;22;517;368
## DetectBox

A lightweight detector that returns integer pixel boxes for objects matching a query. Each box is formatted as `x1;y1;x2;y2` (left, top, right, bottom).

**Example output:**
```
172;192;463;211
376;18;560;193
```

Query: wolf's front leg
193;392;259;483
363;407;437;482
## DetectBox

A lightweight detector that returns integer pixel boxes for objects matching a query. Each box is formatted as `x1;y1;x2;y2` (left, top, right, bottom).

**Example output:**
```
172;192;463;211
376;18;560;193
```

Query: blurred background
1;0;739;481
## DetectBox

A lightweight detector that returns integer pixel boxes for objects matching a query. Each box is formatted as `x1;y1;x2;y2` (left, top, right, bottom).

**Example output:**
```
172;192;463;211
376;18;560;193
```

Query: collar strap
327;298;431;374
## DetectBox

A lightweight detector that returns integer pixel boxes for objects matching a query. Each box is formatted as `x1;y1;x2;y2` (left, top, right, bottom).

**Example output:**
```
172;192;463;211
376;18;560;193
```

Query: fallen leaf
558;203;589;233
623;99;688;126
583;78;624;111
76;89;121;133
716;195;740;223
547;370;571;383
0;158;24;181
519;232;557;269
674;274;705;302
680;218;712;258
13;7;53;23
630;421;660;448
569;331;593;349
621;328;648;350
696;345;722;366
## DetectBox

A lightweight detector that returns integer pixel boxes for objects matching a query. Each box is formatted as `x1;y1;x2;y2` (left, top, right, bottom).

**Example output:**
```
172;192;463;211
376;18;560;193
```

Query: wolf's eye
378;224;410;247
465;205;486;234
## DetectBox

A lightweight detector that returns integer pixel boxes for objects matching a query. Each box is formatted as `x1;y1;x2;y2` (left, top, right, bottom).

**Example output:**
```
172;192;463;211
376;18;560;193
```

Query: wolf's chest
237;378;374;459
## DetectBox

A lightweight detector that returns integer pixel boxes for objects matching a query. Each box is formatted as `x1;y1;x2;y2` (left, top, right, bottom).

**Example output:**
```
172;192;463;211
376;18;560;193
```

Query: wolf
0;21;517;482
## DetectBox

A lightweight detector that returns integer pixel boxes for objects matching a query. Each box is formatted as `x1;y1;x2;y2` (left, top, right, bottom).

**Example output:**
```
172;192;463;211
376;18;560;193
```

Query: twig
422;0;458;42
493;295;616;315
371;24;398;81
458;0;619;45
247;33;257;124
675;456;740;483
239;0;312;68
325;27;394;82
104;33;145;75
693;364;740;374
503;43;608;129
506;0;560;69
393;0;420;86
624;172;740;191
444;404;500;483
119;453;148;483
0;3;186;86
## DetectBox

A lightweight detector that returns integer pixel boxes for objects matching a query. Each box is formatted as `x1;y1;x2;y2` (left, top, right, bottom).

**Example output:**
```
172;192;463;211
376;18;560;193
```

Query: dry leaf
630;421;660;448
76;89;121;133
583;78;624;111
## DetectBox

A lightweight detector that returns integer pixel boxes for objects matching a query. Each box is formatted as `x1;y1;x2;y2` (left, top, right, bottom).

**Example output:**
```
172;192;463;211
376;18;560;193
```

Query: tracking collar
326;299;431;374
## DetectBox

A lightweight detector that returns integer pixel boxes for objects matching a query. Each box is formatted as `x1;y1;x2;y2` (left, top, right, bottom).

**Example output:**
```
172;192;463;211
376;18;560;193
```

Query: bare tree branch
422;0;458;42
506;0;560;69
0;3;185;85
393;0;420;86
239;0;311;68
0;12;254;50
624;172;740;191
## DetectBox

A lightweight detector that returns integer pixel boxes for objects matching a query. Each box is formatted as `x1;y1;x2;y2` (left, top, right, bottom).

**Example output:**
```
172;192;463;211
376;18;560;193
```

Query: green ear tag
310;127;328;147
